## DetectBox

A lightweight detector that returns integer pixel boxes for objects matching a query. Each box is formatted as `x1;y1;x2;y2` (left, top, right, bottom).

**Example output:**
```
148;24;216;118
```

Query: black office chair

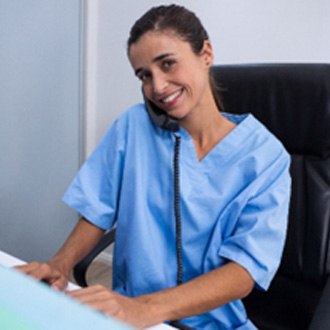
73;229;116;288
74;64;330;330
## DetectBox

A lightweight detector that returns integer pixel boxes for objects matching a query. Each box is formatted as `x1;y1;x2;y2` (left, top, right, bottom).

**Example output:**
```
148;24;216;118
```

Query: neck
180;87;219;133
180;101;235;160
180;94;221;136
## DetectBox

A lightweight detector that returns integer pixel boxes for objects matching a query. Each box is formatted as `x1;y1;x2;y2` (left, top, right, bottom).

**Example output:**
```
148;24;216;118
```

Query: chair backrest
213;64;330;328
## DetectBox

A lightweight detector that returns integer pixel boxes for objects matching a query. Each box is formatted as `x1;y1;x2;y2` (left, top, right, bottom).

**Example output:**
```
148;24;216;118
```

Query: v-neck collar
173;113;257;165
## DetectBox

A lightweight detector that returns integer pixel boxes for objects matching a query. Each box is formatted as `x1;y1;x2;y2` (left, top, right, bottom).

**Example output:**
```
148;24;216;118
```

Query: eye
137;71;151;82
162;59;175;71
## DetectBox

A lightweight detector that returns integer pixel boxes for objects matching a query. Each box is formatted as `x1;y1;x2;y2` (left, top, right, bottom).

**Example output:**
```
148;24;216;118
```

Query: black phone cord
170;136;197;330
174;135;183;286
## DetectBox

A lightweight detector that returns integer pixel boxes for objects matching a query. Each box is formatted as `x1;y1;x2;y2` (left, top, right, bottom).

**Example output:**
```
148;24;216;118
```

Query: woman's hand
67;262;254;329
15;261;69;291
68;285;154;328
15;218;106;292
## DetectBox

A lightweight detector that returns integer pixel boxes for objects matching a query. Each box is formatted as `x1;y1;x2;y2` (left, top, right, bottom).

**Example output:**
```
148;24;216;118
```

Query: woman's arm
68;261;254;328
143;261;254;322
16;217;105;290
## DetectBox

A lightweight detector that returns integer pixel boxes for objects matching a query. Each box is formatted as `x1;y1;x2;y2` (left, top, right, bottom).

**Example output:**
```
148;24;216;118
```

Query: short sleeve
62;118;127;230
219;150;291;290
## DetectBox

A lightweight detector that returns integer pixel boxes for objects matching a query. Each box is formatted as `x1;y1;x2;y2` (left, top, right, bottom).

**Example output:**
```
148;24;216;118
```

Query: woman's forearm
138;261;254;325
48;217;105;275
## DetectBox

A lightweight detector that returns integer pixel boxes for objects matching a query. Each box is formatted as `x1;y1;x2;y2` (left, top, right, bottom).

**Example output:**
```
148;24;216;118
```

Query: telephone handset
143;92;180;132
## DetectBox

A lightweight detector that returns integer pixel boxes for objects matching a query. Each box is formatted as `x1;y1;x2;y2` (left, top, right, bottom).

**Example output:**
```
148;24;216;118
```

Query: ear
201;40;214;67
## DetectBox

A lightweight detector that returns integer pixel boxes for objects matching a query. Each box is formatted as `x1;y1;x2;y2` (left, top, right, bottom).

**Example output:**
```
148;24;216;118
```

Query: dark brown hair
127;5;224;111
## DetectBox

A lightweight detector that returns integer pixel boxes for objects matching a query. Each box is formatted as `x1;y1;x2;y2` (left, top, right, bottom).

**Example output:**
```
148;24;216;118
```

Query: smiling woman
129;30;215;126
127;5;224;114
16;5;291;330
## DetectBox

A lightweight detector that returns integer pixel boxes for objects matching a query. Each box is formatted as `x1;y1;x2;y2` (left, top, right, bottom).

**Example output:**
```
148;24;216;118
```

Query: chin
166;104;190;118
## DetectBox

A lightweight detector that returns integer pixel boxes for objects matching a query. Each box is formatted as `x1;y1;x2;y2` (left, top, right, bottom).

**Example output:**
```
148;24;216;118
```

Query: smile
160;89;183;106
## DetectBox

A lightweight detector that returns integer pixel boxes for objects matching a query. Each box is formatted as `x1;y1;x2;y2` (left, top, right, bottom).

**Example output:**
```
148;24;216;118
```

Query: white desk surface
0;250;174;330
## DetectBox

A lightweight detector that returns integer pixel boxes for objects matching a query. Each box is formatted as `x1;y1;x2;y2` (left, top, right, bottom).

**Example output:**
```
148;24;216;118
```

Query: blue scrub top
63;104;291;330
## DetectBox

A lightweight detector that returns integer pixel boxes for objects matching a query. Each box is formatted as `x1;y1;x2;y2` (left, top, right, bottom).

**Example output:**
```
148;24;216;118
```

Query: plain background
0;0;82;261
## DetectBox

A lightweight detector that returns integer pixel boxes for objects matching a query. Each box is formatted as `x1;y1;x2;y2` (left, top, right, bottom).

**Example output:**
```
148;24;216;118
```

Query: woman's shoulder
104;103;148;134
114;103;147;124
224;112;285;145
222;112;290;163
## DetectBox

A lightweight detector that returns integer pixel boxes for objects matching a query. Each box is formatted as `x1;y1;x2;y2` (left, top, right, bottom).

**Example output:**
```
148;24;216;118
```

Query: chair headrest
213;64;330;158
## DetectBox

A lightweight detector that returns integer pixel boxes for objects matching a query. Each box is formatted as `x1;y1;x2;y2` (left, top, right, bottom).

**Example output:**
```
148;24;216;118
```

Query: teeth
162;90;181;104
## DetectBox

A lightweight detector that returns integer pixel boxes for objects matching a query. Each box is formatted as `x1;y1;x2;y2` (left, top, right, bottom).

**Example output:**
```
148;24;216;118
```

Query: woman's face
128;30;213;122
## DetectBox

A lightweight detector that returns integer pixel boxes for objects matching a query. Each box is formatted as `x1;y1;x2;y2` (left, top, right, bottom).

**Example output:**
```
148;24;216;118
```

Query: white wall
84;0;330;156
0;0;82;261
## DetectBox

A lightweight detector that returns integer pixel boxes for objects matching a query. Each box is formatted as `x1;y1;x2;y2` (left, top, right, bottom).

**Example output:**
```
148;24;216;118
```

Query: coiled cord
170;136;197;329
174;135;183;285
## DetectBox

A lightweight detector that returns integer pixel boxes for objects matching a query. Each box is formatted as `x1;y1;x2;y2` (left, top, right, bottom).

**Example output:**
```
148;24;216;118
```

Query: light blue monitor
0;266;133;330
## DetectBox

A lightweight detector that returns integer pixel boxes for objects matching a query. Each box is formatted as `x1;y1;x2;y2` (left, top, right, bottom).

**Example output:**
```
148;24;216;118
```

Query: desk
0;250;174;330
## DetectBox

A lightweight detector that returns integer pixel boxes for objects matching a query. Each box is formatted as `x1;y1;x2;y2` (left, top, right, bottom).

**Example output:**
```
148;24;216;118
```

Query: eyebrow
134;52;175;76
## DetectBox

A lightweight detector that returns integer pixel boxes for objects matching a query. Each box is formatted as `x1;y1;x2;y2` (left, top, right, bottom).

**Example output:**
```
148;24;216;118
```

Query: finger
70;293;122;318
15;262;46;280
15;262;39;273
68;287;114;306
16;262;63;287
50;277;68;291
31;263;58;281
68;285;107;298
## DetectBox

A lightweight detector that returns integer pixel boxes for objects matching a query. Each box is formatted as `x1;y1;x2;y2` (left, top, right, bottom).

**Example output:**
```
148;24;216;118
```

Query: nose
151;72;167;95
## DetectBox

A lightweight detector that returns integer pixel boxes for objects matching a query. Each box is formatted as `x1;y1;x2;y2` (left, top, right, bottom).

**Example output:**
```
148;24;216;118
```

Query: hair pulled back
127;5;224;111
128;5;208;55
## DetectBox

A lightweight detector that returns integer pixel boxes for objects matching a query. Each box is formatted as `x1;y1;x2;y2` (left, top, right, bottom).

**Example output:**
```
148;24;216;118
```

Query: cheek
142;84;152;99
180;63;206;89
191;69;209;93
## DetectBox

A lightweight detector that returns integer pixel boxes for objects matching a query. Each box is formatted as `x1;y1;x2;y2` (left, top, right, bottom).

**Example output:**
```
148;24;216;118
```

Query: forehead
128;30;194;68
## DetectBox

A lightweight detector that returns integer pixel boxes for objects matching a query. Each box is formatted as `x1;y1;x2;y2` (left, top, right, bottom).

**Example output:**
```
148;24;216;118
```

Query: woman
17;5;291;329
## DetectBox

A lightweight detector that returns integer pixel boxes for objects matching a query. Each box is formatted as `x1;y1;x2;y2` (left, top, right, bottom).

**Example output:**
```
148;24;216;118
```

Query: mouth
158;88;184;107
